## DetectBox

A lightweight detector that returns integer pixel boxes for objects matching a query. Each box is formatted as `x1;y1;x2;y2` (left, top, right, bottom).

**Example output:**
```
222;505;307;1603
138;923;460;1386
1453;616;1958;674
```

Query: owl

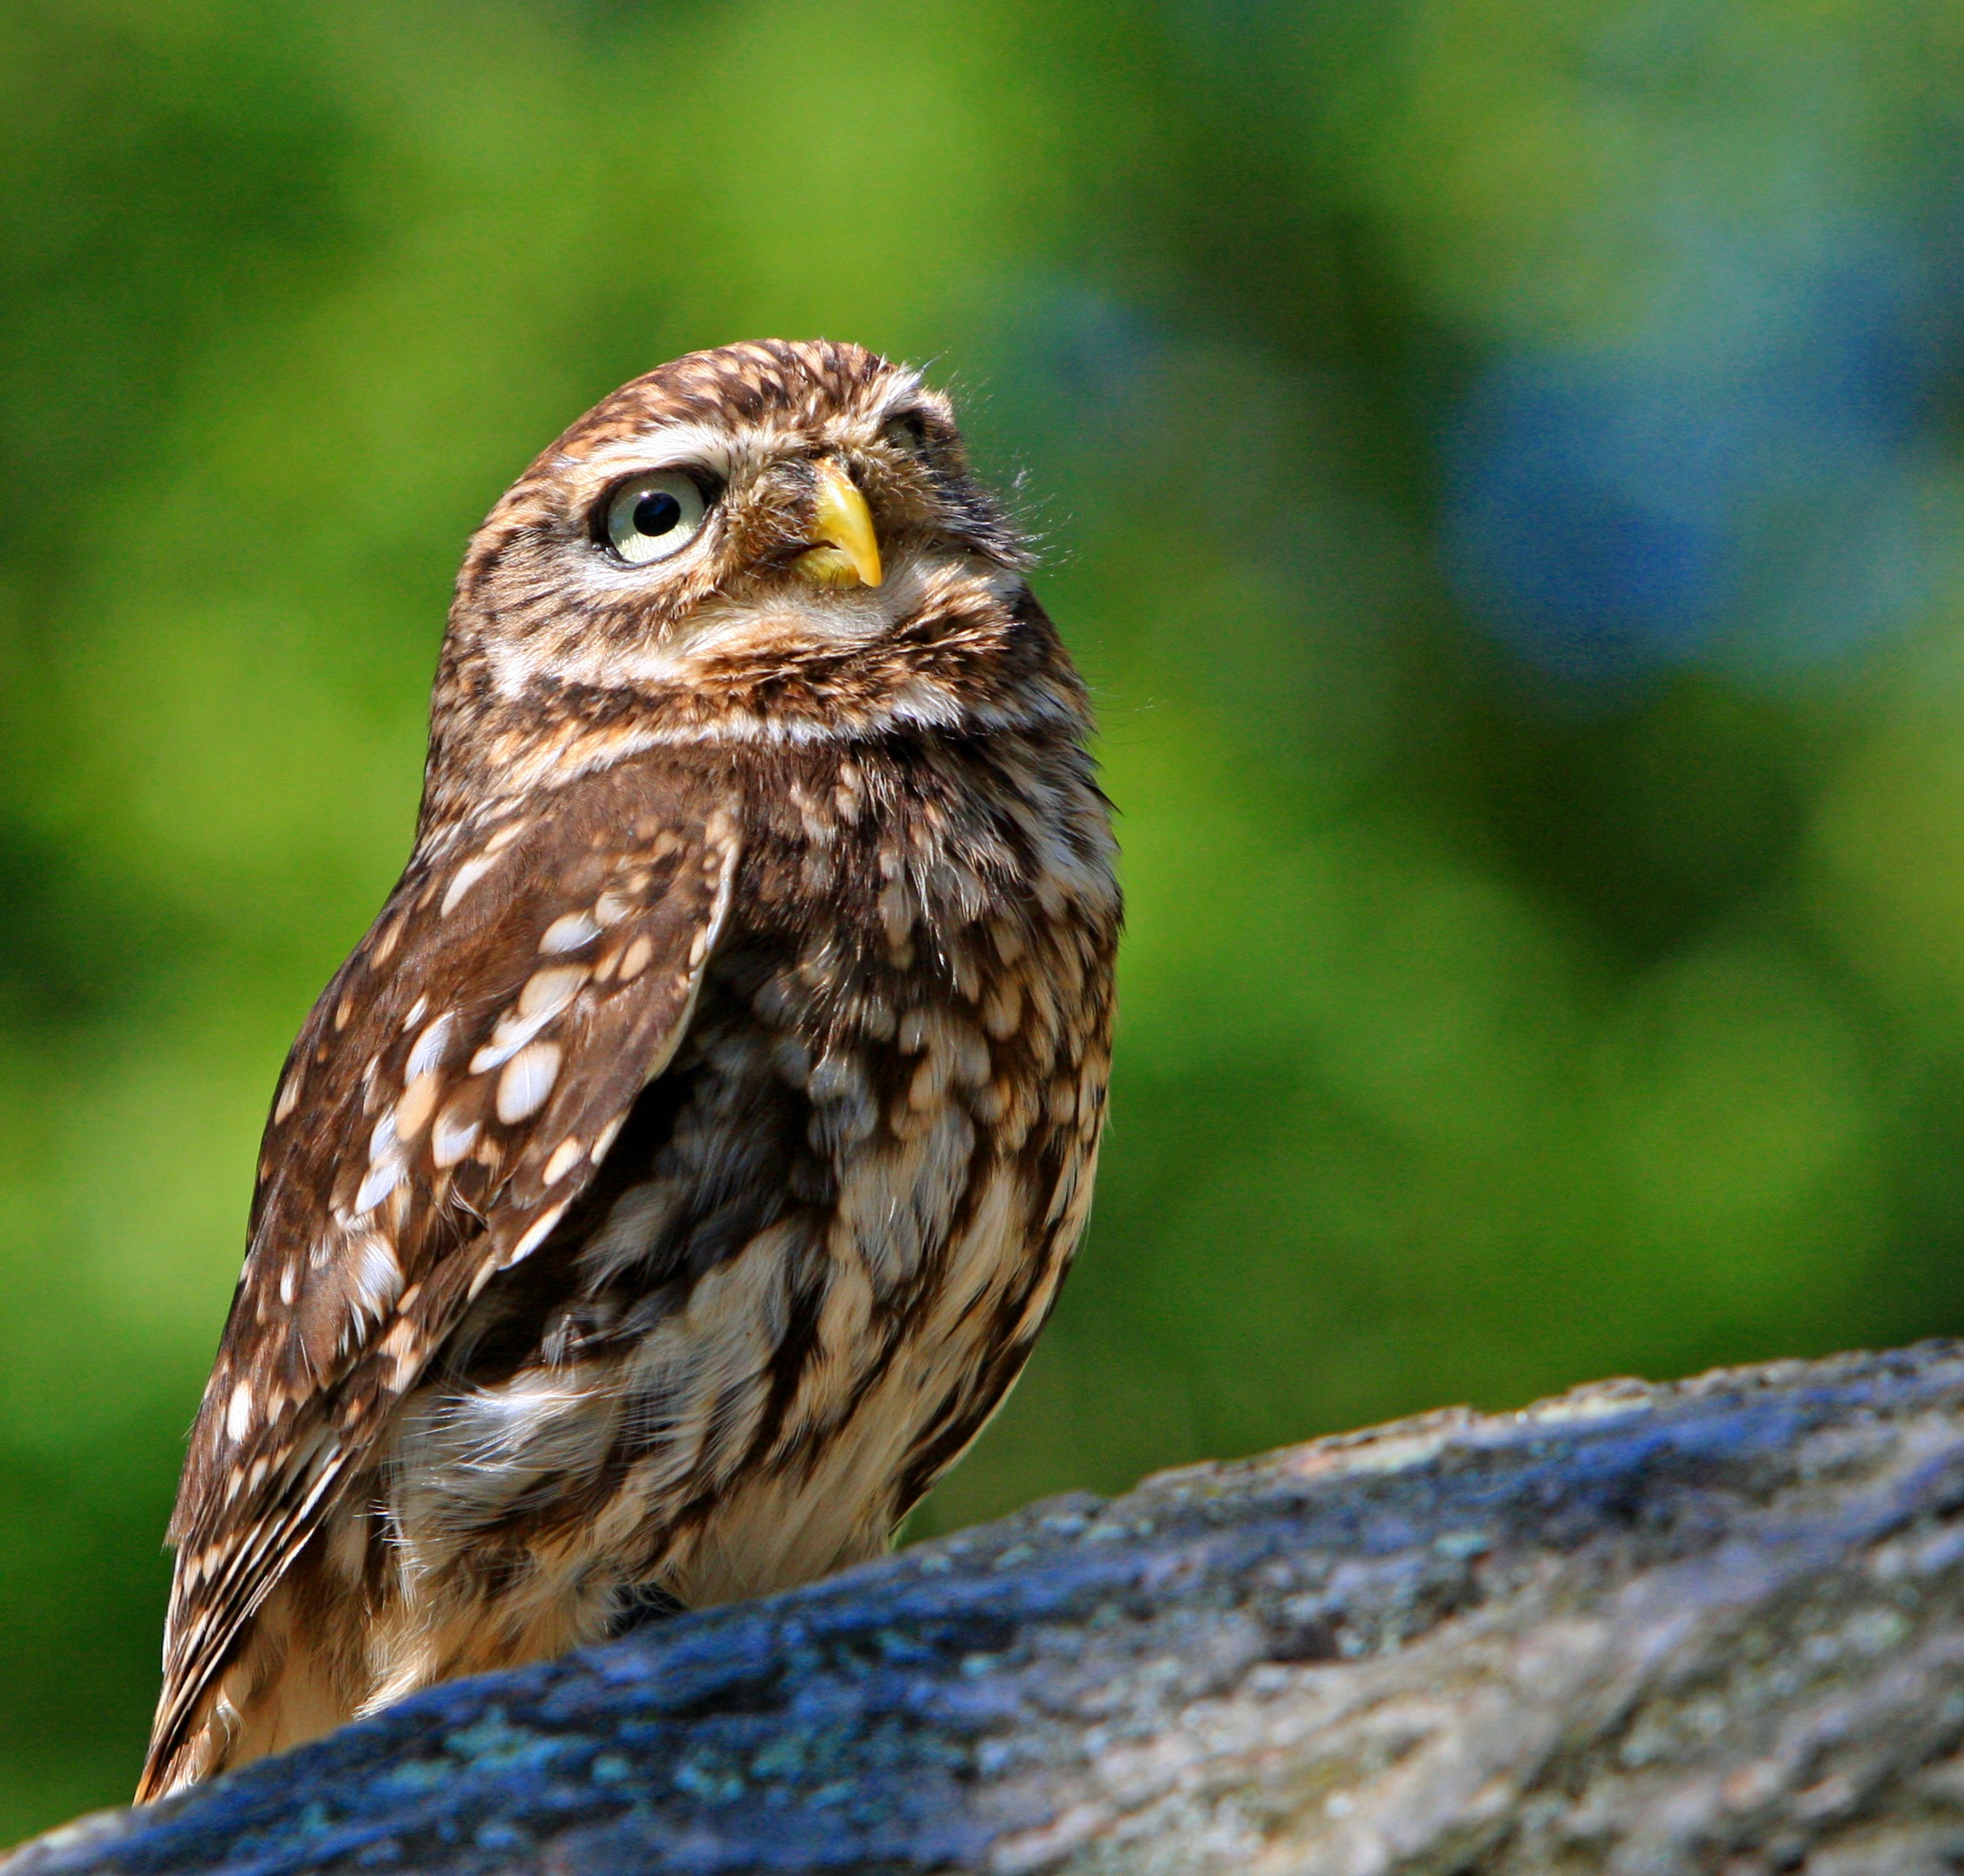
136;339;1120;1801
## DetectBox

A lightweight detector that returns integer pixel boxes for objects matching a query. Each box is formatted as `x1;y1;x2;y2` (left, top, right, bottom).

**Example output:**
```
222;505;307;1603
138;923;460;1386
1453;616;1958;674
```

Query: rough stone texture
16;1343;1964;1874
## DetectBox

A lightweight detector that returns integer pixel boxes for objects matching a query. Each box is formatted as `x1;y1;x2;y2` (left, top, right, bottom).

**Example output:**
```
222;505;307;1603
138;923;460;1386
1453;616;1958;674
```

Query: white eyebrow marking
869;367;928;424
576;422;740;483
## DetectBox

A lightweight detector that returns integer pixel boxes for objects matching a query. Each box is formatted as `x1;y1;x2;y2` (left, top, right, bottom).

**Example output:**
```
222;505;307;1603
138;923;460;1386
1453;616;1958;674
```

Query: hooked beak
795;459;883;589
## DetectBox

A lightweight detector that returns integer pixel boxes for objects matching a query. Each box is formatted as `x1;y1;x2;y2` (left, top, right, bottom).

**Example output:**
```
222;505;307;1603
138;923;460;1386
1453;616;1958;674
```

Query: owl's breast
631;927;1103;1605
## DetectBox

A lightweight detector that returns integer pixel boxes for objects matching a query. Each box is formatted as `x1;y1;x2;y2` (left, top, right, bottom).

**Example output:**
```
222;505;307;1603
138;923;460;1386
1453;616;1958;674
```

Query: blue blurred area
1447;135;1964;684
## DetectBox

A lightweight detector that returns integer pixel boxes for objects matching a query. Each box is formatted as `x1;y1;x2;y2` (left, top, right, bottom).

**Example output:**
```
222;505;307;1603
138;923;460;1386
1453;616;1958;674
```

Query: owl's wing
138;755;740;1799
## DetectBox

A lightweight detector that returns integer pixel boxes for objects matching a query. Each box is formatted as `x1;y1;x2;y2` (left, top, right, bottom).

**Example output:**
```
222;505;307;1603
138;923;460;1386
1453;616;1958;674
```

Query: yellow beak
796;459;883;589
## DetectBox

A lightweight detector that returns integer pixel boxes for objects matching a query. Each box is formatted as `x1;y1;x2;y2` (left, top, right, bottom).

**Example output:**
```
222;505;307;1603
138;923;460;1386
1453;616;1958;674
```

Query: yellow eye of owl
603;471;709;566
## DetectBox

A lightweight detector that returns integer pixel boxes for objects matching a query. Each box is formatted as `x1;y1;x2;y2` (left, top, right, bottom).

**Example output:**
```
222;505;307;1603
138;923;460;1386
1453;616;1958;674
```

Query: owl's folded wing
138;755;740;1799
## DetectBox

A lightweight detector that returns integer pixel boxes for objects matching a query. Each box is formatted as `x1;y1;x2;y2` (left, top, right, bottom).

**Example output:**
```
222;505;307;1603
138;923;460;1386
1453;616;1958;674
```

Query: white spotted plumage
142;777;742;1798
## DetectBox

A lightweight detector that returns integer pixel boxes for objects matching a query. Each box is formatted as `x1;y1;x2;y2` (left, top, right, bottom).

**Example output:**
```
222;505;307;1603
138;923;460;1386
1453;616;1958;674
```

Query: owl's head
432;340;1072;784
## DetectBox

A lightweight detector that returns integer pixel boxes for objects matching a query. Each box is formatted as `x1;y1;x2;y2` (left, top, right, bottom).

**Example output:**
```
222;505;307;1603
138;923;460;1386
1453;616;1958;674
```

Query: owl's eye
601;471;710;566
883;413;931;454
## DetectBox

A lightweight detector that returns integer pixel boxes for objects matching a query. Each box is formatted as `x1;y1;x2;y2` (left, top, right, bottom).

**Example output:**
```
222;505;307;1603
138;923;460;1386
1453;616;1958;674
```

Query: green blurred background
3;0;1964;1830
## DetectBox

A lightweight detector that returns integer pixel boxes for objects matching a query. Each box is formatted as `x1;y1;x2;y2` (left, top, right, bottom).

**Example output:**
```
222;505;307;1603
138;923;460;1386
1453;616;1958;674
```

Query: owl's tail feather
136;1592;351;1803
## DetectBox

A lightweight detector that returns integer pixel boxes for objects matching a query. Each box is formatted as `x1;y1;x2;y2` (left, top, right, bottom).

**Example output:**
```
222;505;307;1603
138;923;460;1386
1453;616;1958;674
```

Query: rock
14;1343;1964;1873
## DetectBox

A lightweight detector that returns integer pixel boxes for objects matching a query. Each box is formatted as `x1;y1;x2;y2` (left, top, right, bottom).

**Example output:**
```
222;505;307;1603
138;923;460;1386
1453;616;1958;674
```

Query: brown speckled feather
143;767;737;1796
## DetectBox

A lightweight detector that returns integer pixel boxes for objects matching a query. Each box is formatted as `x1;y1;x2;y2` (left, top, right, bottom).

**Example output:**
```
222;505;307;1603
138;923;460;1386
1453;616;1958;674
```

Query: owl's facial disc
793;459;883;590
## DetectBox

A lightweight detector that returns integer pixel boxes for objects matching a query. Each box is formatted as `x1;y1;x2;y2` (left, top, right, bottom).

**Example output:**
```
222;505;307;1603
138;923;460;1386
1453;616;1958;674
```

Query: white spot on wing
350;1233;403;1317
497;1041;562;1122
590;1112;627;1163
543;1137;584;1185
356;1154;406;1215
483;818;529;854
431;1106;480;1168
407;1012;456;1080
380;1316;421;1389
468;971;583;1074
226;1380;254;1442
393;1070;442;1142
441;853;498;916
469;1031;526;1074
540;911;602;955
517;966;588;1019
508;1199;569;1267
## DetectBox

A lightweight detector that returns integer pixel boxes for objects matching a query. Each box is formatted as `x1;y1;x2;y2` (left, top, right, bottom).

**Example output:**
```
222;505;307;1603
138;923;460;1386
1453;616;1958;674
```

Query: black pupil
632;489;682;536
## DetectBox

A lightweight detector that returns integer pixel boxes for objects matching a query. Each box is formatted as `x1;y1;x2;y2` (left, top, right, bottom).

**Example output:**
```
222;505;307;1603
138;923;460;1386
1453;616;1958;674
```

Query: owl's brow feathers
565;422;745;484
513;347;935;522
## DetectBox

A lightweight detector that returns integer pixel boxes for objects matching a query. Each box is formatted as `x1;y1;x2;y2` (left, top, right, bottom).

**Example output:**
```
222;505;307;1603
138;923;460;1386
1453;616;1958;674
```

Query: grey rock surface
14;1343;1964;1873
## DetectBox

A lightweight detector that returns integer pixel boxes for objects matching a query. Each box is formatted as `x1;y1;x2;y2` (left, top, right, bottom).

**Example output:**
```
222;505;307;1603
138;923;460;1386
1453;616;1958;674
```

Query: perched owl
136;339;1120;1801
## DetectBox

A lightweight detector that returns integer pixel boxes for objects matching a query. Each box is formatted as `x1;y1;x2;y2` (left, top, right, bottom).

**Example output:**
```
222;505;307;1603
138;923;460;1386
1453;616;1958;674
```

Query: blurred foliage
3;0;1963;1832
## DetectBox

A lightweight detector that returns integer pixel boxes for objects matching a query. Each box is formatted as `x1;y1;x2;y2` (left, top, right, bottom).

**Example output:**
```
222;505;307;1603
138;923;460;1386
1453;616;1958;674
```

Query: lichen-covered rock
15;1344;1964;1873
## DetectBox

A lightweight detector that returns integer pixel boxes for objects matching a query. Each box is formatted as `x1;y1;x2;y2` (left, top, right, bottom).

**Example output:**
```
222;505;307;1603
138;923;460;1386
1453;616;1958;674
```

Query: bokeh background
3;0;1963;1830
